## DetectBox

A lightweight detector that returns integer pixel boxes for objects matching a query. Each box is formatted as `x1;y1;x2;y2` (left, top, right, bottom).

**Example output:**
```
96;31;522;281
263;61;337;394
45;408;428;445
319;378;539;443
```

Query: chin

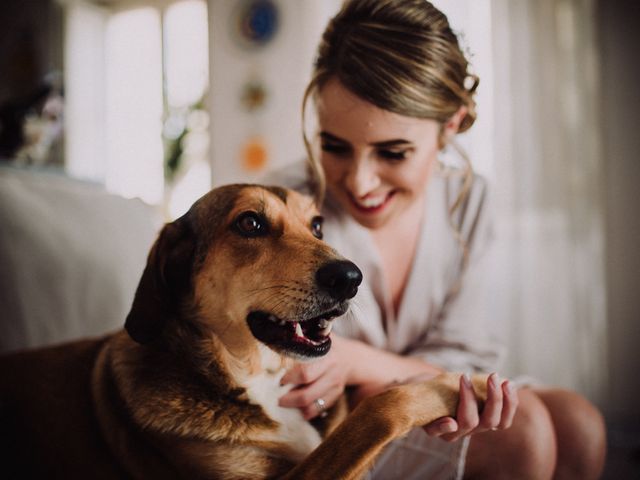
346;196;396;230
350;213;388;230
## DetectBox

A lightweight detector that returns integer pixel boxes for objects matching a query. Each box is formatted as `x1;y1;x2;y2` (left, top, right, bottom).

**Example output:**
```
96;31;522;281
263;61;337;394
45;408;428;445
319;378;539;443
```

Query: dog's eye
235;212;267;237
311;216;324;239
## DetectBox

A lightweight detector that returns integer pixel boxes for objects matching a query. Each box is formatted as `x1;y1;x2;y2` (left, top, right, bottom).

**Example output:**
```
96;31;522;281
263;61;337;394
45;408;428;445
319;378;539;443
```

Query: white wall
207;0;341;186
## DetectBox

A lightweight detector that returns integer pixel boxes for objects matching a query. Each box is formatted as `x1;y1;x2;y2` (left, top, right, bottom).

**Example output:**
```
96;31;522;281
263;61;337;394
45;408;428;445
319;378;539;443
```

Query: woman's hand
278;334;447;419
278;335;353;420
422;373;518;441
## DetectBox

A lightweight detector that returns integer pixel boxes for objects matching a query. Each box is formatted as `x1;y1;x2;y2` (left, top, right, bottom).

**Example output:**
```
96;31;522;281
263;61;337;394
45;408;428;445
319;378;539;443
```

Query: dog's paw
359;373;490;434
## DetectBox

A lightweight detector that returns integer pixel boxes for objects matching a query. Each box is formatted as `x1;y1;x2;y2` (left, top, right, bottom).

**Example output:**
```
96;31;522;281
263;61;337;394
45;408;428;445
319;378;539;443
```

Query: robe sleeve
407;175;506;373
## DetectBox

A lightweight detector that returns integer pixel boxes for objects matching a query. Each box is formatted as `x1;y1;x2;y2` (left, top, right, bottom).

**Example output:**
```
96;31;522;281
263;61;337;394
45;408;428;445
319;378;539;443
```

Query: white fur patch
242;345;321;461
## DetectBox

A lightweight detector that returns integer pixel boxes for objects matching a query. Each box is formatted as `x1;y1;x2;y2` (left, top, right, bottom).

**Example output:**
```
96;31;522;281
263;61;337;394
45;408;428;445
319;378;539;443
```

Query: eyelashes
320;143;350;156
378;150;407;161
321;143;409;162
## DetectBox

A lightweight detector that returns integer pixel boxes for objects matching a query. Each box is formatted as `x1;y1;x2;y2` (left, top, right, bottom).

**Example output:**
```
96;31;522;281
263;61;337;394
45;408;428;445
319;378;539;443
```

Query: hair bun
464;74;479;94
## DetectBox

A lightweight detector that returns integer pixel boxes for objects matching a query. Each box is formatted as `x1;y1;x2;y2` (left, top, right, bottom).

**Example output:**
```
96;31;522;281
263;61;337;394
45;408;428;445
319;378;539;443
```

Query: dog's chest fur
241;346;322;461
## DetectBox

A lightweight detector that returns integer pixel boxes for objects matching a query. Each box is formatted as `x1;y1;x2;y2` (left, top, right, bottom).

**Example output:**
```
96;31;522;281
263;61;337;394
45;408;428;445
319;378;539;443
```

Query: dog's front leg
281;373;489;480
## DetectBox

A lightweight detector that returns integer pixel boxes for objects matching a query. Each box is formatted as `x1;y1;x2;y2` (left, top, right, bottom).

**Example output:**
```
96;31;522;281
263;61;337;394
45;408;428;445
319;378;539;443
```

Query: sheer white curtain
489;0;607;404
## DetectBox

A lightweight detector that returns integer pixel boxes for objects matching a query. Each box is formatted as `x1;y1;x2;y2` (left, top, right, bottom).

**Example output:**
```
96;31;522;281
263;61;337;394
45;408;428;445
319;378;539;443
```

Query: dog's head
125;184;362;363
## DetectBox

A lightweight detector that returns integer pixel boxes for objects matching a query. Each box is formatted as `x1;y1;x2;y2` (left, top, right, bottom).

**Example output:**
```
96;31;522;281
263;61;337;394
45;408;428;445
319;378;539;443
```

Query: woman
274;1;606;478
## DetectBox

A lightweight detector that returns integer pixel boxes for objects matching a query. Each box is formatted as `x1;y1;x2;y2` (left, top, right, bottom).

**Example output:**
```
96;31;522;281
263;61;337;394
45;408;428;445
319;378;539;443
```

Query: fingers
423;416;459;437
280;361;324;387
279;375;343;420
425;373;518;442
279;360;346;420
477;373;503;431
499;379;518;428
439;374;480;442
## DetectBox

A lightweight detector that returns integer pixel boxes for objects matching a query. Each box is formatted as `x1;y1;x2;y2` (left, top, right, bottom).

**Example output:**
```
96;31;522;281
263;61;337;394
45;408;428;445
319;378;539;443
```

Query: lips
246;307;345;359
349;191;395;214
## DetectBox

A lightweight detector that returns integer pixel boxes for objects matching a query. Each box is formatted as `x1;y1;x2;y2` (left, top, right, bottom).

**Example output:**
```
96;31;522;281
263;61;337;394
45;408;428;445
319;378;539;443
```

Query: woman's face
317;78;447;230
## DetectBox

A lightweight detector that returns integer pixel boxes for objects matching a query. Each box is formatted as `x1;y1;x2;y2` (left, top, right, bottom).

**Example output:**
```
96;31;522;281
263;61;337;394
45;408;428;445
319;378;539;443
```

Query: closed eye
378;148;410;162
321;142;351;157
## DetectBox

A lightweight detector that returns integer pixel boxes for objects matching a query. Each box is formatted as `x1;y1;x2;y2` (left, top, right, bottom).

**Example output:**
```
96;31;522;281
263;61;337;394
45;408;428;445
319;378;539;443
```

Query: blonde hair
302;0;479;207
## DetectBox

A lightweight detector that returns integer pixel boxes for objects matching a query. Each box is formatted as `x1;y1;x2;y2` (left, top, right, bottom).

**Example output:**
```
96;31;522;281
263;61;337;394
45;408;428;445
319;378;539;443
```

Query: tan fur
0;184;488;479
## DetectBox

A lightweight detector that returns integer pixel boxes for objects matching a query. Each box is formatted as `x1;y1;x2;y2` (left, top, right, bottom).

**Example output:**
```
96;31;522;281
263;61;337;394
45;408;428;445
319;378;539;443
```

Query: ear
125;216;195;345
440;105;469;146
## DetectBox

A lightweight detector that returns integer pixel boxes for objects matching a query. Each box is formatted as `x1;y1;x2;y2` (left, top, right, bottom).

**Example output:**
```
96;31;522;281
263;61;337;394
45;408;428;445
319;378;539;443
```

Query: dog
0;184;488;479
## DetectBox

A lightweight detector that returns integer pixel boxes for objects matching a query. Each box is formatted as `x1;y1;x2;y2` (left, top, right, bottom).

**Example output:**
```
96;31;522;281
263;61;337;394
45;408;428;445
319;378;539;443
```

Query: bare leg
533;388;606;480
465;387;606;480
464;388;557;479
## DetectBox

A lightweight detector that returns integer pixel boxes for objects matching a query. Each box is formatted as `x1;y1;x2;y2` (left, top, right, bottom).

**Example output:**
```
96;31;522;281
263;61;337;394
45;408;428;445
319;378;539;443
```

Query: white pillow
0;166;162;353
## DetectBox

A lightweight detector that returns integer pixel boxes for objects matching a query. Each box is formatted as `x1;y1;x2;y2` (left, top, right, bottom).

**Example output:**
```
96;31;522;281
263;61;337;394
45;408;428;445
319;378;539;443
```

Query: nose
345;157;380;198
316;260;363;301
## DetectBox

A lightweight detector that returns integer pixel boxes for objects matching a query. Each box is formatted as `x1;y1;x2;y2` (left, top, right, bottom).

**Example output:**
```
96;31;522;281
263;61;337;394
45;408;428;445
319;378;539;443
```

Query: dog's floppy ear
125;215;195;345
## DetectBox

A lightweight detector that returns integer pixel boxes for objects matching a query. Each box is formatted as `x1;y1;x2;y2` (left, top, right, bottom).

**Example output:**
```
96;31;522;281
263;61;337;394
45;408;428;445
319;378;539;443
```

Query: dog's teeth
268;315;277;323
321;322;333;336
294;322;304;338
318;318;330;329
278;319;286;326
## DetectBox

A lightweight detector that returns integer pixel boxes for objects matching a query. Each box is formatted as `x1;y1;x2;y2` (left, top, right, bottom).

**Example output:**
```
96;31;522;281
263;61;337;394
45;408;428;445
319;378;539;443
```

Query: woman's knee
465;388;557;479
534;388;607;480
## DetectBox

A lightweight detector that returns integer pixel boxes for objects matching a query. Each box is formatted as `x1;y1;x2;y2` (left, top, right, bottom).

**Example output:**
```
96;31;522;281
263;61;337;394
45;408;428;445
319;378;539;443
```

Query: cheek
393;154;437;191
321;156;345;185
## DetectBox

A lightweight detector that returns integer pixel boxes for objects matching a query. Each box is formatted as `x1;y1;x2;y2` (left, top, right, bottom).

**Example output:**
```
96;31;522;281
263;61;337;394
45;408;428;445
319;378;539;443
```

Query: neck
372;192;425;242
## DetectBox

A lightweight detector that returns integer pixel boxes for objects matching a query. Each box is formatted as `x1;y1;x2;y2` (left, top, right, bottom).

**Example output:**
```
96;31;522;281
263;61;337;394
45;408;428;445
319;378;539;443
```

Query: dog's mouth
246;306;346;359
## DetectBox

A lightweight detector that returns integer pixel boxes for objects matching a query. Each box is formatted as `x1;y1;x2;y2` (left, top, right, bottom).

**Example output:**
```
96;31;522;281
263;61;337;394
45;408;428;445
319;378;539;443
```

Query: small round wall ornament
232;0;280;50
240;136;269;172
241;79;268;112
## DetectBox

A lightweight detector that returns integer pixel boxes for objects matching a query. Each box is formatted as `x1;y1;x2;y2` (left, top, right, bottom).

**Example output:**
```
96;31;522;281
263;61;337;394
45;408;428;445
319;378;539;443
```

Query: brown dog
0;184;488;479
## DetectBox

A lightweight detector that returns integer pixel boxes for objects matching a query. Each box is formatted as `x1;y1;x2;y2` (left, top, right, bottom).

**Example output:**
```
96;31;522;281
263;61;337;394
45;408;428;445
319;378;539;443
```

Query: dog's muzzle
247;260;362;359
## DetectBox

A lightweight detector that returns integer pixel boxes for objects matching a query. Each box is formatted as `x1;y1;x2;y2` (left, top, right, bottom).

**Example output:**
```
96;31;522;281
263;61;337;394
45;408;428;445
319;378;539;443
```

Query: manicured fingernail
490;373;499;388
463;373;472;388
504;380;515;394
442;423;457;433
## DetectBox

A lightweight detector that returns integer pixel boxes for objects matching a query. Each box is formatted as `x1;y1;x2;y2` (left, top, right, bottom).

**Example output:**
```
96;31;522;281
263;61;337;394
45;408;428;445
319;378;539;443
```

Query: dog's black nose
316;260;363;301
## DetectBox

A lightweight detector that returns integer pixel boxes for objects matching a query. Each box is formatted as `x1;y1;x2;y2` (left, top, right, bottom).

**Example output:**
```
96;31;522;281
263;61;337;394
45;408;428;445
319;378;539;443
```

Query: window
64;0;210;218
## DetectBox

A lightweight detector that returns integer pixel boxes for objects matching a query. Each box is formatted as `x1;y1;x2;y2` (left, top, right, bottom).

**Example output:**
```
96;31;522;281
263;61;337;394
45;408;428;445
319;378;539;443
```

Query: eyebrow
320;131;412;148
264;185;288;205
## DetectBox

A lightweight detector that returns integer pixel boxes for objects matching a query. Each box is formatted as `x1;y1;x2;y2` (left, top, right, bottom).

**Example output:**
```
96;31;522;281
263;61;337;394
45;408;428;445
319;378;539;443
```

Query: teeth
264;313;334;339
356;196;385;208
320;322;333;336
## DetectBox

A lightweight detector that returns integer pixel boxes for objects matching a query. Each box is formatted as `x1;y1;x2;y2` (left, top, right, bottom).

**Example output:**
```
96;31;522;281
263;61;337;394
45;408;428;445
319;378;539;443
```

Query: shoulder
437;168;492;244
260;160;314;197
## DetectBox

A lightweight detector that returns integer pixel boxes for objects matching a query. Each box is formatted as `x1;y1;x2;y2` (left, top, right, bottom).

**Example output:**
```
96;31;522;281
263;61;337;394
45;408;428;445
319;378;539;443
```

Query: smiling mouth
349;191;395;214
246;307;345;358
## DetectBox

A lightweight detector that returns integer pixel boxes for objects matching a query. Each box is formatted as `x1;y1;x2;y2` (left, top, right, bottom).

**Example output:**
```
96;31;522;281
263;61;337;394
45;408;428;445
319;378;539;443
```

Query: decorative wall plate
232;0;280;50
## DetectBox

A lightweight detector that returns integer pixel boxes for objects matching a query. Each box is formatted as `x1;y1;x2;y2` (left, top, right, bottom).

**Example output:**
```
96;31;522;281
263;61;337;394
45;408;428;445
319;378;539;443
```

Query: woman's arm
278;334;517;439
279;334;441;418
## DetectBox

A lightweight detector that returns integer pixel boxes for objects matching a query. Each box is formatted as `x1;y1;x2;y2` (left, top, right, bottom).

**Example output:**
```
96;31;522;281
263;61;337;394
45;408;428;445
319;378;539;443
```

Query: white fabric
367;429;470;480
0;165;162;353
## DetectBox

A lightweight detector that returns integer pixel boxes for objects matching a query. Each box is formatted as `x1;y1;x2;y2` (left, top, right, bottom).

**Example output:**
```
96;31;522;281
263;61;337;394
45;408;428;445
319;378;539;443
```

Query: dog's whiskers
246;284;290;294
